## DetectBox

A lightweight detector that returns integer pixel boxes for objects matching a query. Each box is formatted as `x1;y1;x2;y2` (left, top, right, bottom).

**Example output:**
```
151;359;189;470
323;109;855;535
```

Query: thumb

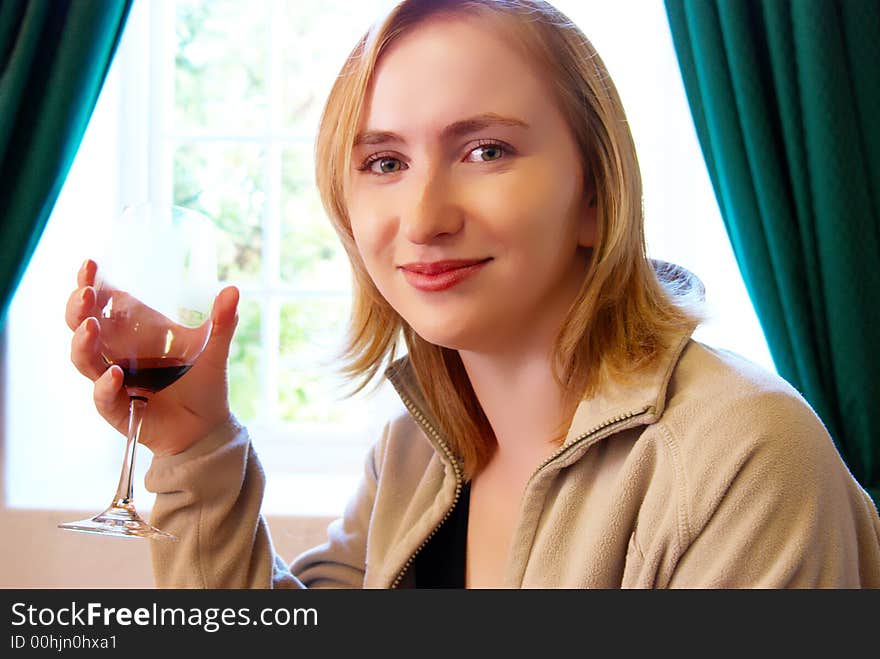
200;285;240;368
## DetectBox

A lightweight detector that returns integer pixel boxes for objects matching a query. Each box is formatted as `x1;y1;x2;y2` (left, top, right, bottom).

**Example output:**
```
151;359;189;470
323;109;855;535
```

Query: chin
405;318;492;353
408;327;465;350
400;315;467;350
389;294;491;351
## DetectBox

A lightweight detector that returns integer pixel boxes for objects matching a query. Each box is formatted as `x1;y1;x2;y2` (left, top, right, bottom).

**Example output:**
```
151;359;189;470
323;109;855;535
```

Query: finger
77;259;97;289
65;285;96;331
200;286;240;368
70;317;106;380
93;365;130;432
212;285;240;327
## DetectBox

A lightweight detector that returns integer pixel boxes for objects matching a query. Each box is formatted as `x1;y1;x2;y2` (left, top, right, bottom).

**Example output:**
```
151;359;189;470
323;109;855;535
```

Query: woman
67;0;880;587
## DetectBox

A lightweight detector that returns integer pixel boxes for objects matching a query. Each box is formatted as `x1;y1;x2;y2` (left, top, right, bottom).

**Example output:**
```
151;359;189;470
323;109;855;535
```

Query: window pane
173;142;264;282
280;145;350;289
228;297;262;423
279;297;351;423
279;0;396;135
175;0;268;133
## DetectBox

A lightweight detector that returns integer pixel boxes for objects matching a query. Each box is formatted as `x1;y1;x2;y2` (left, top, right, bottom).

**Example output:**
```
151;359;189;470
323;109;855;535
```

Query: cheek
467;160;582;252
348;214;370;260
347;192;395;268
346;199;413;317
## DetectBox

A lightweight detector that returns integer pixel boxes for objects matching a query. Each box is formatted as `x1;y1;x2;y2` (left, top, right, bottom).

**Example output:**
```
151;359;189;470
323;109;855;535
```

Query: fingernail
80;317;97;336
110;365;124;384
80;259;90;274
80;288;89;304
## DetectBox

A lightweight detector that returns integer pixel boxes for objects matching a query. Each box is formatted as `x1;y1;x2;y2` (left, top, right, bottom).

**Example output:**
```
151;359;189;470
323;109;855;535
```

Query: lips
399;258;491;292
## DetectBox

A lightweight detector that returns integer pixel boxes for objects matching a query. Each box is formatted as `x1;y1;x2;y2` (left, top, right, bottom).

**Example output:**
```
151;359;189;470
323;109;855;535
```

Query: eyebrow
353;113;530;147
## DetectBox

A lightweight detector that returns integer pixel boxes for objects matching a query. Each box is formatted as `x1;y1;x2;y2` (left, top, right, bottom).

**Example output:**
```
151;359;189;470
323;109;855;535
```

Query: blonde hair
315;0;701;479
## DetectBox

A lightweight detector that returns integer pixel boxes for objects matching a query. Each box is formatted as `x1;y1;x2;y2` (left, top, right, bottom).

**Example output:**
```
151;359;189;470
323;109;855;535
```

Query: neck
458;336;574;472
456;248;590;473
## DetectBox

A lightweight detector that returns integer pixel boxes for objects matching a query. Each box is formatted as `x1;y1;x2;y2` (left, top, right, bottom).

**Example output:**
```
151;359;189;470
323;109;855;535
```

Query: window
4;0;774;517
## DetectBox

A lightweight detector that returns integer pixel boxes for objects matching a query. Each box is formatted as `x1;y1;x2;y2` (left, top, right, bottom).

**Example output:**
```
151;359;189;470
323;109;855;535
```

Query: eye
464;142;508;163
360;155;407;175
375;158;404;174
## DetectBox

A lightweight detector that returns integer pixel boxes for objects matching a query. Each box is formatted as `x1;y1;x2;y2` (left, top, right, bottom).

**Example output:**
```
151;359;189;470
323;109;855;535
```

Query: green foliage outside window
173;143;264;282
279;298;351;423
228;298;261;421
175;0;267;133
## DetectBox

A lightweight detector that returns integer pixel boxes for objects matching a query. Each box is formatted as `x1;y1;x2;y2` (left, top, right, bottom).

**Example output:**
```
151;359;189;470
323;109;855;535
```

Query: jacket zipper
388;371;652;588
527;405;654;484
498;405;652;587
388;384;463;589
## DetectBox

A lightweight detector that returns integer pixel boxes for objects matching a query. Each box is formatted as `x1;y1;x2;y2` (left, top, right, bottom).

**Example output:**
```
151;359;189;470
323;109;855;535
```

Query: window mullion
118;0;149;207
151;0;175;208
261;0;284;424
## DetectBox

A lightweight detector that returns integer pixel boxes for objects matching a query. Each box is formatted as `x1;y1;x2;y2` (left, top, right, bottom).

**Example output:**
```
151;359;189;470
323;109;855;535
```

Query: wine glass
59;203;218;541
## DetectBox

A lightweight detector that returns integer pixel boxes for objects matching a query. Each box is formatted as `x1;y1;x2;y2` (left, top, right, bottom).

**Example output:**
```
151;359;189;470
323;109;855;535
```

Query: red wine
109;357;193;393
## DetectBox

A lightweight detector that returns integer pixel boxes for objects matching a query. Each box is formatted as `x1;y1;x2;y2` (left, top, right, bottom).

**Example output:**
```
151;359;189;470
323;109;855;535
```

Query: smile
399;258;492;292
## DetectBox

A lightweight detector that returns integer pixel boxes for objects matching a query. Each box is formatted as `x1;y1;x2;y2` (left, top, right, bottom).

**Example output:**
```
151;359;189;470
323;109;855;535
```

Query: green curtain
665;0;880;504
0;0;132;327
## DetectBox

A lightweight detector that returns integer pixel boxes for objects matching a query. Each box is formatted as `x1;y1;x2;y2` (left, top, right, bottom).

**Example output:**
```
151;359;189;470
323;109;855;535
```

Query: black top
414;481;471;588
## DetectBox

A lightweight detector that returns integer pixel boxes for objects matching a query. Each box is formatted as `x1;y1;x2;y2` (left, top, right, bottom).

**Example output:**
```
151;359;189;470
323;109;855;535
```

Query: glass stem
113;396;148;509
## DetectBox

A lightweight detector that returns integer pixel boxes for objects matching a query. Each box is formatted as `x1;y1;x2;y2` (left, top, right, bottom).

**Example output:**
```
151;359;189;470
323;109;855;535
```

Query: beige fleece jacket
145;331;880;588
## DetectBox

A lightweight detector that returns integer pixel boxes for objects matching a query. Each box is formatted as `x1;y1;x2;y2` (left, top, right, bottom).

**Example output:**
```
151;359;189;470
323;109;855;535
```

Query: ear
578;178;598;248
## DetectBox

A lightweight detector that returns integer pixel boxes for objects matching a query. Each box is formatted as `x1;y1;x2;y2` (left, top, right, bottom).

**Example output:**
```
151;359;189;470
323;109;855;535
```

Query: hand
66;259;240;457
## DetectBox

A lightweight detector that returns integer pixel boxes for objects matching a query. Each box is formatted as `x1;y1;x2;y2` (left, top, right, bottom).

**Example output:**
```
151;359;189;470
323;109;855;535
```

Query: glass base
58;504;176;541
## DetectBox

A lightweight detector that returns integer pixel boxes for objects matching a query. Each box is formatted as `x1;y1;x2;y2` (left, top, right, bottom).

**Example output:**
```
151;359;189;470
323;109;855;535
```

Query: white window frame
144;0;403;516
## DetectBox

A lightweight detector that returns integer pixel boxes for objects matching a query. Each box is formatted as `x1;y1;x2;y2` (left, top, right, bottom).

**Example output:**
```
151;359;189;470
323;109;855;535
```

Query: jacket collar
385;261;701;459
385;325;693;453
384;353;448;453
561;325;693;445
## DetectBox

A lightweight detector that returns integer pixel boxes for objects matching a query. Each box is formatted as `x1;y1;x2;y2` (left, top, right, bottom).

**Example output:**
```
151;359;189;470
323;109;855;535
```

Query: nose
400;168;464;244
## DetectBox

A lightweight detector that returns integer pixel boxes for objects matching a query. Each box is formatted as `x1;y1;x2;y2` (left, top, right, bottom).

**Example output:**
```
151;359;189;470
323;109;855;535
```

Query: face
346;14;596;356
